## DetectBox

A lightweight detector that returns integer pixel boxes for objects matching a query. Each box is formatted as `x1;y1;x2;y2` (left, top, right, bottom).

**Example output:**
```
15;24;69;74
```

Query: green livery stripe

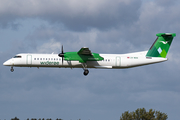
63;52;104;63
146;33;176;58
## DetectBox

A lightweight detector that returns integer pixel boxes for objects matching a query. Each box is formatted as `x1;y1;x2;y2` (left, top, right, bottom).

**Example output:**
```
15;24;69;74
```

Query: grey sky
0;0;180;120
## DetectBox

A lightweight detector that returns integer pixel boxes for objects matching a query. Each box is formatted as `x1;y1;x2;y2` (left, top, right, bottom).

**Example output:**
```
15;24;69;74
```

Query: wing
77;47;92;55
63;47;104;63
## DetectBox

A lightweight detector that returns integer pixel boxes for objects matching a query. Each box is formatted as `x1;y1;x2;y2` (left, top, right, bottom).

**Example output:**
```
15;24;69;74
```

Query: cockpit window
14;56;22;58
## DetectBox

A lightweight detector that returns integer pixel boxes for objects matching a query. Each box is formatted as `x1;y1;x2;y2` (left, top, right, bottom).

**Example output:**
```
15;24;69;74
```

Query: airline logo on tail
157;47;162;54
159;41;169;44
146;33;176;58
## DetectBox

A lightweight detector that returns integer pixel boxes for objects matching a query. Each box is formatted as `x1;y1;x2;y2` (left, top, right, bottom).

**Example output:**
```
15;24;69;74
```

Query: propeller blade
62;45;64;54
58;45;65;64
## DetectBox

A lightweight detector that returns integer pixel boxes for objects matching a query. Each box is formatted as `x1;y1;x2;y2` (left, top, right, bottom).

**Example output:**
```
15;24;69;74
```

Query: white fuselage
3;51;167;69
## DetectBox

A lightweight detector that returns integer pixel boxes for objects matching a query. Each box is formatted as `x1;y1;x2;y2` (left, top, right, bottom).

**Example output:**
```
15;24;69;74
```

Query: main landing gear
82;63;89;76
10;66;14;72
83;69;89;76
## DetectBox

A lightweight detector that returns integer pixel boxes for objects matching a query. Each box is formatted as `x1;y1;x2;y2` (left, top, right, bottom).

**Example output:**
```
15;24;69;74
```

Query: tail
146;33;176;58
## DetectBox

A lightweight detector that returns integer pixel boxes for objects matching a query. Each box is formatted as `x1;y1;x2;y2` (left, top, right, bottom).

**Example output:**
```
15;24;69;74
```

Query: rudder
146;33;176;58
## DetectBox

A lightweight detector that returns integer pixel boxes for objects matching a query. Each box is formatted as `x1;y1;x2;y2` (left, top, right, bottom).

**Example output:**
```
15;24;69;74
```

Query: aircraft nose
3;59;12;66
3;61;9;66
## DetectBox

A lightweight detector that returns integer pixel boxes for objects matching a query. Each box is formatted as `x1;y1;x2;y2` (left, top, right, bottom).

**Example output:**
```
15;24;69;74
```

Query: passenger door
116;56;121;66
26;55;32;65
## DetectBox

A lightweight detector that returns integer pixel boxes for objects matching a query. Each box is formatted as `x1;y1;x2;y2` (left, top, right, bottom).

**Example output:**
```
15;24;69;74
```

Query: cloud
128;90;180;104
36;38;61;53
25;24;145;54
0;0;141;31
1;0;180;120
136;0;180;35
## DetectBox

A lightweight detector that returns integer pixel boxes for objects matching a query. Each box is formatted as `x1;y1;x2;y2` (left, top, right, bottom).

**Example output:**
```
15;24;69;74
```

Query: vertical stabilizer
146;33;176;58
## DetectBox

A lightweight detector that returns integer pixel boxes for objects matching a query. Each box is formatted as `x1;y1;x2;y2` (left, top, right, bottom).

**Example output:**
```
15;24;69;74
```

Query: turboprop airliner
3;33;176;76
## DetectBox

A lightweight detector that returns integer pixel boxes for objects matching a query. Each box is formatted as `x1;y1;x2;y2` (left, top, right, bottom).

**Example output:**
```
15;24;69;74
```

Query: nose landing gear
10;67;14;72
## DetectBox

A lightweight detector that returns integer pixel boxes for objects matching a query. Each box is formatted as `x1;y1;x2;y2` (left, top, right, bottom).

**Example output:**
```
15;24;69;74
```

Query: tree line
120;108;168;120
11;117;63;120
10;108;168;120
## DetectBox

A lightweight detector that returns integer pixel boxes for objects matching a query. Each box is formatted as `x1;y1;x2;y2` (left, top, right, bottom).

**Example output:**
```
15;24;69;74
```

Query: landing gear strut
10;66;14;72
82;63;89;76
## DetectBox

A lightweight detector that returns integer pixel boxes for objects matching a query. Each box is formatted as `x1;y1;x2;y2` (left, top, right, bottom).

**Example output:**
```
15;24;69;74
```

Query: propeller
58;45;64;64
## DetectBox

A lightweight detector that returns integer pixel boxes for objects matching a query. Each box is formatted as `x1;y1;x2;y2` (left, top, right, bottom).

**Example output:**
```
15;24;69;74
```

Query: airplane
3;33;176;76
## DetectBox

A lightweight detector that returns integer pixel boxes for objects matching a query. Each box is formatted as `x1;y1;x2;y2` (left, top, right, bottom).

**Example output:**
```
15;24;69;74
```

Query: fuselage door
116;56;121;66
26;55;32;65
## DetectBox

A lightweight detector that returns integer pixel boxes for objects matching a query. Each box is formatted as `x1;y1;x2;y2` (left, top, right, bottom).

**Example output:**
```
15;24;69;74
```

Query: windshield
13;56;22;58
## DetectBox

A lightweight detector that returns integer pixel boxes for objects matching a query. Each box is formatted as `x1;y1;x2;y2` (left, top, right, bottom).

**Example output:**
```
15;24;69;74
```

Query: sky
0;0;180;120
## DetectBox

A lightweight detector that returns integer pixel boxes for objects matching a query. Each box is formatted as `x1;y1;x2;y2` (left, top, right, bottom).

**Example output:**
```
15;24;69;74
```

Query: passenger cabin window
14;56;22;58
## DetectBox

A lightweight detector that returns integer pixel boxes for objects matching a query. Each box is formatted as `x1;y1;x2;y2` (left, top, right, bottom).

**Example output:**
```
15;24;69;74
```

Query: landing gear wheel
81;63;89;76
10;67;14;72
83;70;89;76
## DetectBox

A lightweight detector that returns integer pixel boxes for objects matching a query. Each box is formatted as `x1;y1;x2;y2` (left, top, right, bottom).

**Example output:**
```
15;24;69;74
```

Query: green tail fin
146;33;176;58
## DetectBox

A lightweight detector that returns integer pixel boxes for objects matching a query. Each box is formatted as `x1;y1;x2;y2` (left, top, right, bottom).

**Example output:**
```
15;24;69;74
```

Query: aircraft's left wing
77;47;92;55
63;47;103;63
